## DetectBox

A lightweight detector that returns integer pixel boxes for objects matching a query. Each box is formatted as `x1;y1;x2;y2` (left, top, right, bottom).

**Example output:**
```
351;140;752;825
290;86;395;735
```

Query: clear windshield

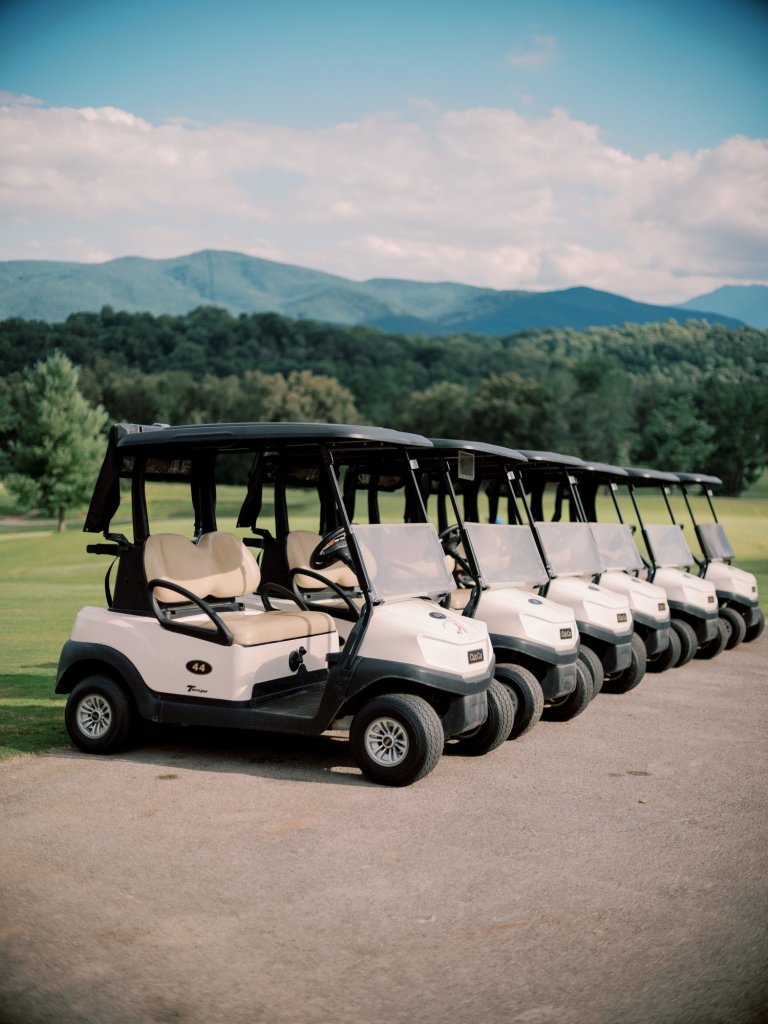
534;522;602;577
696;523;735;560
350;523;456;602
464;523;549;587
645;524;695;568
589;522;644;572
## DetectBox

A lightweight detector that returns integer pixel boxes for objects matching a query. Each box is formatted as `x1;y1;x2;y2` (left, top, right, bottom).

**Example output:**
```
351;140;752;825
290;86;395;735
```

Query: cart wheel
350;694;444;786
719;607;747;649
743;607;764;644
671;620;697;667
494;664;544;740
542;659;592;722
65;676;139;755
646;627;681;673
602;633;647;694
577;644;604;697
452;680;516;756
695;617;728;660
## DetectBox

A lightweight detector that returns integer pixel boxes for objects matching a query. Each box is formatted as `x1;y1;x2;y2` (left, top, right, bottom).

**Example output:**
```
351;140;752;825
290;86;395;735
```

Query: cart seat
287;531;359;590
449;588;473;611
144;532;335;644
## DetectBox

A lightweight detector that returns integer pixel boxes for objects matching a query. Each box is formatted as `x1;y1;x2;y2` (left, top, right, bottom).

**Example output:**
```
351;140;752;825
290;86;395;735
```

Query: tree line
1;307;767;527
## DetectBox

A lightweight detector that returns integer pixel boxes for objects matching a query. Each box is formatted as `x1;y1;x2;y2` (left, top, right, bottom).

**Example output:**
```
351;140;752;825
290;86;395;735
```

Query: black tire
494;664;544;740
695;617;728;660
719;607;747;650
647;627;681;673
350;694;444;786
671;619;697;667
577;644;604;698
452;680;516;756
542;659;592;722
743;607;765;644
602;633;647;694
64;675;139;755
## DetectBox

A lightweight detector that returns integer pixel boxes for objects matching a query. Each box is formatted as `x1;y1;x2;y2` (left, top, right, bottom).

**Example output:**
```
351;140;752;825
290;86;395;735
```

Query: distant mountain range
677;285;768;329
0;249;757;334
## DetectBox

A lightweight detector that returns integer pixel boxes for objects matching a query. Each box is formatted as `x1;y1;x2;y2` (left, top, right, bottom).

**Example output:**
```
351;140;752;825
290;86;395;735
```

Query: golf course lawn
1;478;766;761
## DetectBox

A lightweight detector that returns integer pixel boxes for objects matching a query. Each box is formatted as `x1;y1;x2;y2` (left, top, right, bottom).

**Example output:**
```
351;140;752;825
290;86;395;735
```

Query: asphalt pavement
1;639;767;1024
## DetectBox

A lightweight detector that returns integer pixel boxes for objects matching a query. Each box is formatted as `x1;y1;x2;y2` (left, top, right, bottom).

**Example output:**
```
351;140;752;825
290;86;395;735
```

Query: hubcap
364;716;409;767
76;694;112;739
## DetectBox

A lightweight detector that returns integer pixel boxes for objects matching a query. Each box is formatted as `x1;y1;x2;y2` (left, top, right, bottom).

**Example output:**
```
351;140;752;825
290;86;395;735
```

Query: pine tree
3;352;108;531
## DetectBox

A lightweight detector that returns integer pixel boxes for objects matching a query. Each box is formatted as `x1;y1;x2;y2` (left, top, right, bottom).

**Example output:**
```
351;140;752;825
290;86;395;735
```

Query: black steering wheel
439;524;462;555
310;526;354;571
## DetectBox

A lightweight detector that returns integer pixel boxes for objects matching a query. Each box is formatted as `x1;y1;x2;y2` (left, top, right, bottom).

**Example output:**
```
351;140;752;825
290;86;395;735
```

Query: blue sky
1;0;767;302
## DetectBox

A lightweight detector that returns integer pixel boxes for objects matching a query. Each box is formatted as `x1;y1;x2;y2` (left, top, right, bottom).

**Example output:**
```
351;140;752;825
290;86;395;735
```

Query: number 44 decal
186;660;212;675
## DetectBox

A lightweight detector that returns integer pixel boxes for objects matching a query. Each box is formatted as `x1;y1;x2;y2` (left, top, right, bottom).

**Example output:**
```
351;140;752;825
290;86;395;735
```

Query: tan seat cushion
144;532;336;646
145;532;260;604
449;588;473;611
287;531;358;590
195;609;335;645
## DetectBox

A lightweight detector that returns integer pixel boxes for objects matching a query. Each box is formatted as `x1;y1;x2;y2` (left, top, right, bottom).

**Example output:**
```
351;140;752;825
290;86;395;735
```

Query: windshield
589;523;644;572
464;523;548;586
350;523;456;602
534;522;602;577
645;524;695;568
696;523;735;560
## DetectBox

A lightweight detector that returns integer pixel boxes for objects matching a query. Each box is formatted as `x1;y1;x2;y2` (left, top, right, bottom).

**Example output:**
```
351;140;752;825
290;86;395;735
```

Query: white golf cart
555;459;674;682
424;440;591;729
675;471;763;646
516;451;637;694
55;422;508;786
621;467;726;662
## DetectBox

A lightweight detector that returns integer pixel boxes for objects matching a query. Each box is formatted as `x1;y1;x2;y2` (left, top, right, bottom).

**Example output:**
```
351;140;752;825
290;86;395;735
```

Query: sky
1;0;767;304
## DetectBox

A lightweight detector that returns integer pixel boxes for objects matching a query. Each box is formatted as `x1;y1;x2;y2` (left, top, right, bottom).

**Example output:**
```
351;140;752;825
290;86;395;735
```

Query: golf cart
621;467;726;662
516;451;637;693
332;438;589;736
561;459;675;681
56;422;507;787
425;440;592;727
675;471;763;646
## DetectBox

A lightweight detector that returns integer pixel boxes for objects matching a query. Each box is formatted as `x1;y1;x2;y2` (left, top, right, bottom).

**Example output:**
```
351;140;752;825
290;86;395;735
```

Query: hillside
678;285;768;329
0;250;743;333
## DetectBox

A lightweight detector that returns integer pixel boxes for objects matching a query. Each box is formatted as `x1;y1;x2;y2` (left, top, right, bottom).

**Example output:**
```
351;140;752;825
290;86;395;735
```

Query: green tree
630;388;715;472
2;352;108;530
696;378;768;494
271;370;359;422
468;372;551;450
400;381;472;438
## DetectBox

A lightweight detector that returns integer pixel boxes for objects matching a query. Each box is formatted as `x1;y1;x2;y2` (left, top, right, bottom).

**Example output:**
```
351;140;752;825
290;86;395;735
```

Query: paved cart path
1;642;767;1024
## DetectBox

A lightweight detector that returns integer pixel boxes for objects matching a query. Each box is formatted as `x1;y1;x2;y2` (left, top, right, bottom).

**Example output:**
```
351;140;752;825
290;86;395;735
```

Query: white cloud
0;102;766;303
0;91;44;107
506;35;558;71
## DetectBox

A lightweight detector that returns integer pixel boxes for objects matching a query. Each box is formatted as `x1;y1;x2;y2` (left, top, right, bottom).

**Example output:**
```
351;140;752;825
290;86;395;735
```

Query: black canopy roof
429;438;528;463
674;471;724;487
85;421;433;534
518;449;586;469
623;466;681;485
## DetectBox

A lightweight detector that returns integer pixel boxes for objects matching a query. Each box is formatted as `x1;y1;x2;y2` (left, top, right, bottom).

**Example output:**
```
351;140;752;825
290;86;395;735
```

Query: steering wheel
439;524;462;555
310;527;354;571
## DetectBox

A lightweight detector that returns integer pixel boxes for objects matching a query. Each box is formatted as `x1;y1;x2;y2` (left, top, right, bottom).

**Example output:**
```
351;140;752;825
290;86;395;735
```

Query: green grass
0;475;765;761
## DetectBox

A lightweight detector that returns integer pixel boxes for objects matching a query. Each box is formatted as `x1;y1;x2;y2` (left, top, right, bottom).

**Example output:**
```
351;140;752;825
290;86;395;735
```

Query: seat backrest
144;532;260;604
287;530;358;590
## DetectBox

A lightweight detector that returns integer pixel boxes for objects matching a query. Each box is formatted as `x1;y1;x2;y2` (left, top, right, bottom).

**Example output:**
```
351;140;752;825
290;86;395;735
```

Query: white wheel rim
76;694;112;739
364;716;409;767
